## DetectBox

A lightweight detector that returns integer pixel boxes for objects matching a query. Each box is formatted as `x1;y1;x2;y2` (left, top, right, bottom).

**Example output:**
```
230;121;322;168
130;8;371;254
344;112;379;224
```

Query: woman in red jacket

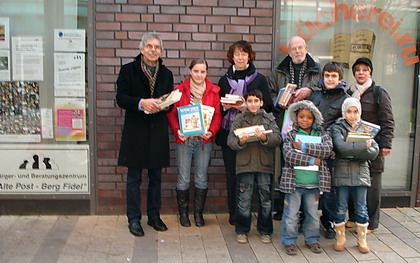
167;58;222;227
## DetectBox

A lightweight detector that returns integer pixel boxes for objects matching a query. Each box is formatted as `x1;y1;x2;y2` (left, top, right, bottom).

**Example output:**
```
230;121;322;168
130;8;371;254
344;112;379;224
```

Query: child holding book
167;58;222;228
280;100;332;255
308;62;350;239
330;97;379;253
227;89;281;244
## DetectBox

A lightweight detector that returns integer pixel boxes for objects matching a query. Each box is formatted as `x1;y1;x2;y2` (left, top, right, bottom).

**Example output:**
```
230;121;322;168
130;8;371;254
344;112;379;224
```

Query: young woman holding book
215;40;272;225
167;58;222;227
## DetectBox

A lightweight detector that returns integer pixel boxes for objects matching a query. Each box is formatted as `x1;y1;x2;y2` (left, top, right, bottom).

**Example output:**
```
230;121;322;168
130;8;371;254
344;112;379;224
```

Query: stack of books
233;125;273;142
346;120;380;142
274;83;297;108
220;94;243;106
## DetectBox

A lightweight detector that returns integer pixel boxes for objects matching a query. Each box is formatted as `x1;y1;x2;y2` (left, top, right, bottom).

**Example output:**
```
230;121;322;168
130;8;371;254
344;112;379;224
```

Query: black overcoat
116;55;174;168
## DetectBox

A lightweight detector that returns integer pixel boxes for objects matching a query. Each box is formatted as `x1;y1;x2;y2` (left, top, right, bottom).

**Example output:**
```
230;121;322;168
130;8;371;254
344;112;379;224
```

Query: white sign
0;49;10;81
0;145;89;194
54;53;85;97
54;29;85;52
12;36;44;81
40;108;53;139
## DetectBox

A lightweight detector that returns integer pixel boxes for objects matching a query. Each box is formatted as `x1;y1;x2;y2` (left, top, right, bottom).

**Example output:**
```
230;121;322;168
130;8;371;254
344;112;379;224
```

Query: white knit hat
341;97;361;118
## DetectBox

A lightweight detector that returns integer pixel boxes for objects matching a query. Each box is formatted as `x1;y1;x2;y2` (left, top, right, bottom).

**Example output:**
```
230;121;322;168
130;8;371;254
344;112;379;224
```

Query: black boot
193;188;207;227
176;189;191;227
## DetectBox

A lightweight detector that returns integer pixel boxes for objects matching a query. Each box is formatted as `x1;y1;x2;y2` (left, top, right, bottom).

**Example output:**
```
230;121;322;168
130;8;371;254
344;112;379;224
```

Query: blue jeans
175;139;212;191
281;187;320;245
126;168;161;222
335;186;369;224
235;172;273;235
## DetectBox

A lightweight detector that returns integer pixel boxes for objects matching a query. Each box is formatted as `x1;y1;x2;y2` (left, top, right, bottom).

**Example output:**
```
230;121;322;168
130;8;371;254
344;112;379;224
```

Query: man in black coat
116;32;174;237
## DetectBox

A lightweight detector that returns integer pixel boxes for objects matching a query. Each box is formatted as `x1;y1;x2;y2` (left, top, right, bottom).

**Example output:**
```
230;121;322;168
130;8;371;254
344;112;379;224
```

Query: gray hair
287;36;307;49
139;31;164;51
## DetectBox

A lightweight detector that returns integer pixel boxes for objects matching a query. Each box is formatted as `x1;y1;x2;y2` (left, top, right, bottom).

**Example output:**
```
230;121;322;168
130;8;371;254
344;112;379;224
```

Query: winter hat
352;57;373;75
288;100;323;127
341;97;362;117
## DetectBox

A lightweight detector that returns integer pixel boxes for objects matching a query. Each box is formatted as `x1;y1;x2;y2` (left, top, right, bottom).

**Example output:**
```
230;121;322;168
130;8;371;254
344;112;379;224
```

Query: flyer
55;98;86;141
12;36;44;81
0;50;10;81
54;53;85;97
0;18;10;49
54;29;86;52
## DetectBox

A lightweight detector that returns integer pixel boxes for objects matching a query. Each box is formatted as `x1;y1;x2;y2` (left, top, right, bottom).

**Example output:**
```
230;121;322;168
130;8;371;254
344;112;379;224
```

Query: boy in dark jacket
308;62;350;239
280;100;332;255
227;89;281;245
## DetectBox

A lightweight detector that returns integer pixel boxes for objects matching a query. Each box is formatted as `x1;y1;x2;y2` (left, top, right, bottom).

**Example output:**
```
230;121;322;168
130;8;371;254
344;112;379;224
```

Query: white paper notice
54;53;85;97
12;36;44;81
0;17;10;49
40;108;54;139
54;29;85;52
0;50;10;81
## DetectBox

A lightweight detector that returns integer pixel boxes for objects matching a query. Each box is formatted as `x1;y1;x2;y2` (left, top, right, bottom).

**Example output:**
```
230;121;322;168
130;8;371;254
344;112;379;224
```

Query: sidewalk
1;208;420;263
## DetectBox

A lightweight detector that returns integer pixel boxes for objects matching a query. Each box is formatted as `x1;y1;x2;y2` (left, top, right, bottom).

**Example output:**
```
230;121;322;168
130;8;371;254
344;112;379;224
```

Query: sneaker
324;225;336;239
367;228;378;234
260;234;271;244
236;234;248;244
345;221;357;228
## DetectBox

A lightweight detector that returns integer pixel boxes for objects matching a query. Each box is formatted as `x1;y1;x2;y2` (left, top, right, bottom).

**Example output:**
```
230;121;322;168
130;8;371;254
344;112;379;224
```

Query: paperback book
233;125;273;142
220;94;243;106
293;134;322;172
352;120;380;137
145;89;182;114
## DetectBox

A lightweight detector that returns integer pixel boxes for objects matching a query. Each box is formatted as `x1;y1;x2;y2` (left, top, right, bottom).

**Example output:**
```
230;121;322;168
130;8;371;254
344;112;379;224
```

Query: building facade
0;0;418;215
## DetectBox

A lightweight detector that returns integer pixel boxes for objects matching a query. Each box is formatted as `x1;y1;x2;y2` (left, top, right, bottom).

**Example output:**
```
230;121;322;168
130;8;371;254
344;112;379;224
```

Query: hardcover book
352;120;380;137
177;104;205;136
346;131;372;142
201;105;215;132
274;83;297;108
220;94;243;106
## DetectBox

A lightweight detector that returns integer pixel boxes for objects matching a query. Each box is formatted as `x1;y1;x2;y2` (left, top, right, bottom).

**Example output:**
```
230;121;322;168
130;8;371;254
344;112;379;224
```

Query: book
274;83;297;108
294;134;322;154
177;104;205;136
201;105;215;132
234;125;273;142
330;29;376;68
145;89;182;114
353;120;380;137
346;131;372;142
220;94;243;106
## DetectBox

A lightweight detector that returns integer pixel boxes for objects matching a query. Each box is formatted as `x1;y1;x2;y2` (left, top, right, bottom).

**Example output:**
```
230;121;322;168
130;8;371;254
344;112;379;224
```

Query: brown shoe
260;234;271;244
306;243;322;253
236;234;248;244
284;244;297;255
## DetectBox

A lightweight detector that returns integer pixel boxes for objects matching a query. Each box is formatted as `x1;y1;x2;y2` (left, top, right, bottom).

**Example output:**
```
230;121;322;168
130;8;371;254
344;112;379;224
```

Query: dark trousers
348;172;381;230
221;145;236;217
320;188;337;228
126;167;162;223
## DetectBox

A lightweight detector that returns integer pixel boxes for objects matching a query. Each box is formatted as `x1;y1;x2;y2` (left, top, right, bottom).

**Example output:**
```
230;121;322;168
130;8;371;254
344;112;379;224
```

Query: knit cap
341;97;361;117
352;57;373;74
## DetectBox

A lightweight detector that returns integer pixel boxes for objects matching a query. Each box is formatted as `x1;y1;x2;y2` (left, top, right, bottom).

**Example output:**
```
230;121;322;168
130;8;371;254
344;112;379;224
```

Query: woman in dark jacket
346;57;395;233
216;40;272;225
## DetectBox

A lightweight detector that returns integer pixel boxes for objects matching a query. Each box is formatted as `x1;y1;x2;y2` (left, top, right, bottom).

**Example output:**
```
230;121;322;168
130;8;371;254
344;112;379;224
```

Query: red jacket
167;77;222;145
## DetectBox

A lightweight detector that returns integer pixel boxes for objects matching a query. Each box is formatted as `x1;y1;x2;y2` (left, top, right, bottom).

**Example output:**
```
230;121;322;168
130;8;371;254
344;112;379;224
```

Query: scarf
140;55;159;96
189;78;206;104
289;58;307;88
349;78;373;100
221;70;258;130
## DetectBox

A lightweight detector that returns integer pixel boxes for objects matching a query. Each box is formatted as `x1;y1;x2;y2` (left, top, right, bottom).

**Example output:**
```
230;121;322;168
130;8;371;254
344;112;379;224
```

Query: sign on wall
0;144;89;194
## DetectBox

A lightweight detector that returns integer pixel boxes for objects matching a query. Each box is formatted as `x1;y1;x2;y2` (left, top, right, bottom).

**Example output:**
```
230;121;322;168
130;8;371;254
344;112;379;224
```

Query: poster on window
54;98;86;141
54;29;85;52
0;81;41;142
0;50;10;80
12;36;44;81
54;53;85;97
0;18;10;49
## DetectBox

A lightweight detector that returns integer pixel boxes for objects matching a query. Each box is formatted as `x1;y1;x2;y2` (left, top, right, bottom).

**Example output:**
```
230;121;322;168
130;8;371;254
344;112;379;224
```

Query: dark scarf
289;58;307;88
140;55;159;96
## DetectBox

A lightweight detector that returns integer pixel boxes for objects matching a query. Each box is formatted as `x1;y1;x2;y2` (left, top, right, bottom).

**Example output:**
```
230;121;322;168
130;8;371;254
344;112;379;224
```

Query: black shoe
147;217;168;231
273;211;282;221
229;215;235;225
324;226;335;239
128;221;144;237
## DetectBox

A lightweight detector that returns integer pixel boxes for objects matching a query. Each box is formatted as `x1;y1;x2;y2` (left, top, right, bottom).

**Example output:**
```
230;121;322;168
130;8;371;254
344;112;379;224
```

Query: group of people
115;32;394;255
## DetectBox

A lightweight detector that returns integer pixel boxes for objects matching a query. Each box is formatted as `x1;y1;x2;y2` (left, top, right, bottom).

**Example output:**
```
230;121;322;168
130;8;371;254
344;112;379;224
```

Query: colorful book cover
177;104;205;136
353;120;381;137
